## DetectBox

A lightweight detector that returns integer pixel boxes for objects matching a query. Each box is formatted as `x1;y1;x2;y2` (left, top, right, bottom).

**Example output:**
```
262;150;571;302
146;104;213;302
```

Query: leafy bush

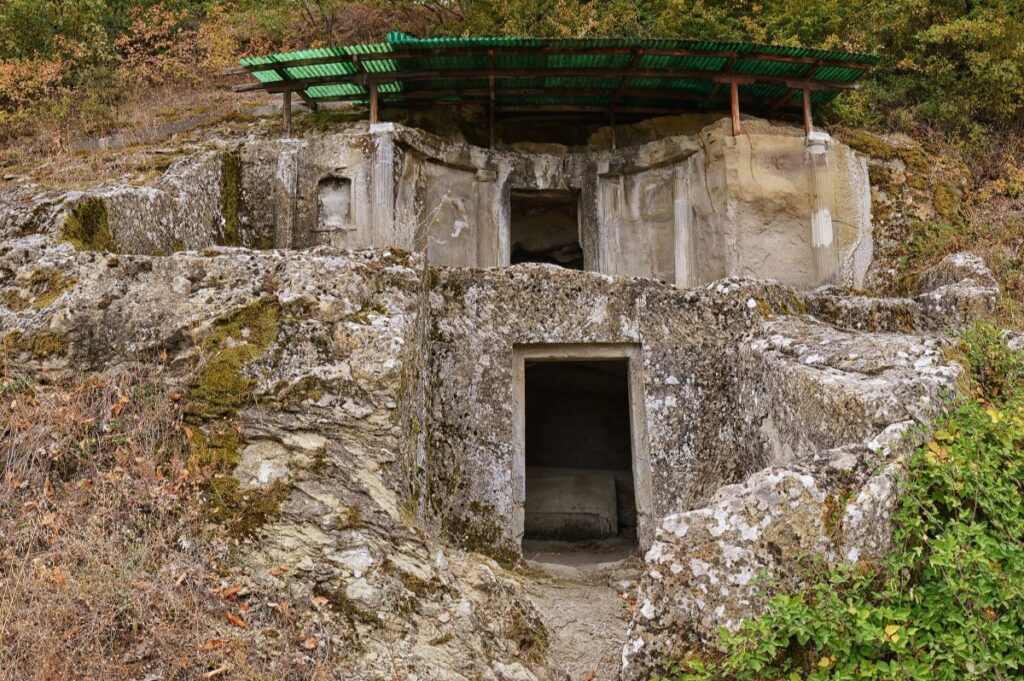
655;321;1024;680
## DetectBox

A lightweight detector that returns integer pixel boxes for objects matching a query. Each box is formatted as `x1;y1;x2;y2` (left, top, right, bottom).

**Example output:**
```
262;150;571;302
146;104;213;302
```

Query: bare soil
523;537;642;680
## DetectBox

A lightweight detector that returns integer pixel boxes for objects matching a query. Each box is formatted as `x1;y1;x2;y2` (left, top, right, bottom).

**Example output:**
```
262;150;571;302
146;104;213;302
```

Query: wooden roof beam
257;69;858;94
373;85;709;103
241;46;873;73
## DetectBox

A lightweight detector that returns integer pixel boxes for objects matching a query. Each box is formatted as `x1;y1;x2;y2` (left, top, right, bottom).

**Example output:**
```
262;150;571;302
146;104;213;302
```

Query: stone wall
414;265;967;556
7;117;874;290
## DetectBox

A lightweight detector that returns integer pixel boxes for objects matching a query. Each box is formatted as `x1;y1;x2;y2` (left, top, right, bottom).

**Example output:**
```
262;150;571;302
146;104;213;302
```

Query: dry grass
0;78;274;191
0;361;334;680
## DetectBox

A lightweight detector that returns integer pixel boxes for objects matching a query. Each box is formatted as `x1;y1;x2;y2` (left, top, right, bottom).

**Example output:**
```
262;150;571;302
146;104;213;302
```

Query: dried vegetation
0;361;341;679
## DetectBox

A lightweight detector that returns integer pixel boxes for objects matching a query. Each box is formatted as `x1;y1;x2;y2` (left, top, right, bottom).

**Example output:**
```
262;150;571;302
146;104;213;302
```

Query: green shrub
657;322;1024;680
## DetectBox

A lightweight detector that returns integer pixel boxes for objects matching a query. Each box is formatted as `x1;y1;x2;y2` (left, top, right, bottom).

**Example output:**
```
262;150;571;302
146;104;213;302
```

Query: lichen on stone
345;300;388;325
61;197;116;252
3;269;77;311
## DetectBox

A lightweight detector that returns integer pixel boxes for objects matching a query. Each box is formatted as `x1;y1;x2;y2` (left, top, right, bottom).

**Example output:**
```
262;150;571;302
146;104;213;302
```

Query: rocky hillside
0;115;1006;677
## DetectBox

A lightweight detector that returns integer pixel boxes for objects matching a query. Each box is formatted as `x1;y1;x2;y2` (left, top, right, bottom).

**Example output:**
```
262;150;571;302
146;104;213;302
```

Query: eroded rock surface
0;200;997;678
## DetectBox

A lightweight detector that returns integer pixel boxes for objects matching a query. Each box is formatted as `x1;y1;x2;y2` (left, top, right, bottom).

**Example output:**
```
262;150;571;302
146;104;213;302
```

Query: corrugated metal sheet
240;32;876;112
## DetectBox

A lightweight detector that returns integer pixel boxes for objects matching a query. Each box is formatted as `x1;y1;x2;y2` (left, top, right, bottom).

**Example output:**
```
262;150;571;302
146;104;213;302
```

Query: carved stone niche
316;176;353;232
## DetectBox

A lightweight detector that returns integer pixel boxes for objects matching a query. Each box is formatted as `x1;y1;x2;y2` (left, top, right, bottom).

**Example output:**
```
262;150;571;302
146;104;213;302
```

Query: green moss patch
933;180;963;219
841;129;932;180
1;331;21;354
2;290;28;311
0;331;68;358
187;420;245;471
204;476;291;539
3;270;76;311
183;298;285;538
186;297;281;419
61;197;116;252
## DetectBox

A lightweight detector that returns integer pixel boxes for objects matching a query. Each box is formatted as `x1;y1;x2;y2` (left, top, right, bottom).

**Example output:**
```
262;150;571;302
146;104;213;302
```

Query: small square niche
317;177;353;232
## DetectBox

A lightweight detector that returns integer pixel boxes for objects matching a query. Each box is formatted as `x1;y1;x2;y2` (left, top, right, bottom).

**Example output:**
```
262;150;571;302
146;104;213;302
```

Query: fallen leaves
200;638;226;651
226;612;248;629
215;583;242;600
112;392;129;416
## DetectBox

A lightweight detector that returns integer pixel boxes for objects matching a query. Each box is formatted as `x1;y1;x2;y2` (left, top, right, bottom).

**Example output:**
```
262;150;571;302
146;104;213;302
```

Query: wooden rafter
311;85;812;115
248;68;858;98
242;45;873;74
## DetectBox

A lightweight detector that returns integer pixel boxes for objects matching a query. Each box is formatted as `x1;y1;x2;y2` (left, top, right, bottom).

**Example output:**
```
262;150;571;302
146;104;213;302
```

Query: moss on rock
2;290;28;311
188;420;246;471
1;331;68;358
204;476;291;539
183;297;285;538
3;269;76;311
1;331;20;354
61;197;116;252
933;181;963;219
842;129;931;183
186;297;281;419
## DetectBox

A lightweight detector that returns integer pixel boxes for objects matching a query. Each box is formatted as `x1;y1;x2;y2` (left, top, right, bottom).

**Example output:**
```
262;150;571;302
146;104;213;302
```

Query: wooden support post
802;88;813;135
283;91;292;136
369;82;379;124
610;110;617;149
730;80;741;136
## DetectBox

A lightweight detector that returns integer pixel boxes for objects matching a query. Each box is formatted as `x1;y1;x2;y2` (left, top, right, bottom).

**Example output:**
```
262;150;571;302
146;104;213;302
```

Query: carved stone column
806;131;837;283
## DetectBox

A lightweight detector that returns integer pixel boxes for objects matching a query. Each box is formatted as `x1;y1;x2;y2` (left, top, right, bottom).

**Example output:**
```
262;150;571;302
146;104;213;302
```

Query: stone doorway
509;190;583;269
523;359;635;541
513;344;652;553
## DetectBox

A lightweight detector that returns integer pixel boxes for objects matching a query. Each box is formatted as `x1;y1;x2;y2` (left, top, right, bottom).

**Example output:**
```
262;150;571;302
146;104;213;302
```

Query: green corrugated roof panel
241;32;877;115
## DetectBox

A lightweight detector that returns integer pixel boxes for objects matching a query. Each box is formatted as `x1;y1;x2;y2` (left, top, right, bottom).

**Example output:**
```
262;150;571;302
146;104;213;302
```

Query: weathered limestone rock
0;128;1000;678
803;251;999;333
0;244;554;679
618;263;994;678
1;116;873;289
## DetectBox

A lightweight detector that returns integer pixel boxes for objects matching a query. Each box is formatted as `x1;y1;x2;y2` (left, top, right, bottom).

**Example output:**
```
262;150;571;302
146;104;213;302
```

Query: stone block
524;473;618;539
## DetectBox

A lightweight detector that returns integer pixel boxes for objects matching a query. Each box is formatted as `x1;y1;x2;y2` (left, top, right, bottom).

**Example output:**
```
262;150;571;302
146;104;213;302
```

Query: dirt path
521;539;641;680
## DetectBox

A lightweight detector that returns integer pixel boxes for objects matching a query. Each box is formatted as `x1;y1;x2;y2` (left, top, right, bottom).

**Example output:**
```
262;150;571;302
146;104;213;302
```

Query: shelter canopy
238;32;876;132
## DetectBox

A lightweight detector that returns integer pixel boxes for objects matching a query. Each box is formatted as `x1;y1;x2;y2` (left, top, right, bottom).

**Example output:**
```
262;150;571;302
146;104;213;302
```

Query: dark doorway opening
523;360;636;544
510;190;583;269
